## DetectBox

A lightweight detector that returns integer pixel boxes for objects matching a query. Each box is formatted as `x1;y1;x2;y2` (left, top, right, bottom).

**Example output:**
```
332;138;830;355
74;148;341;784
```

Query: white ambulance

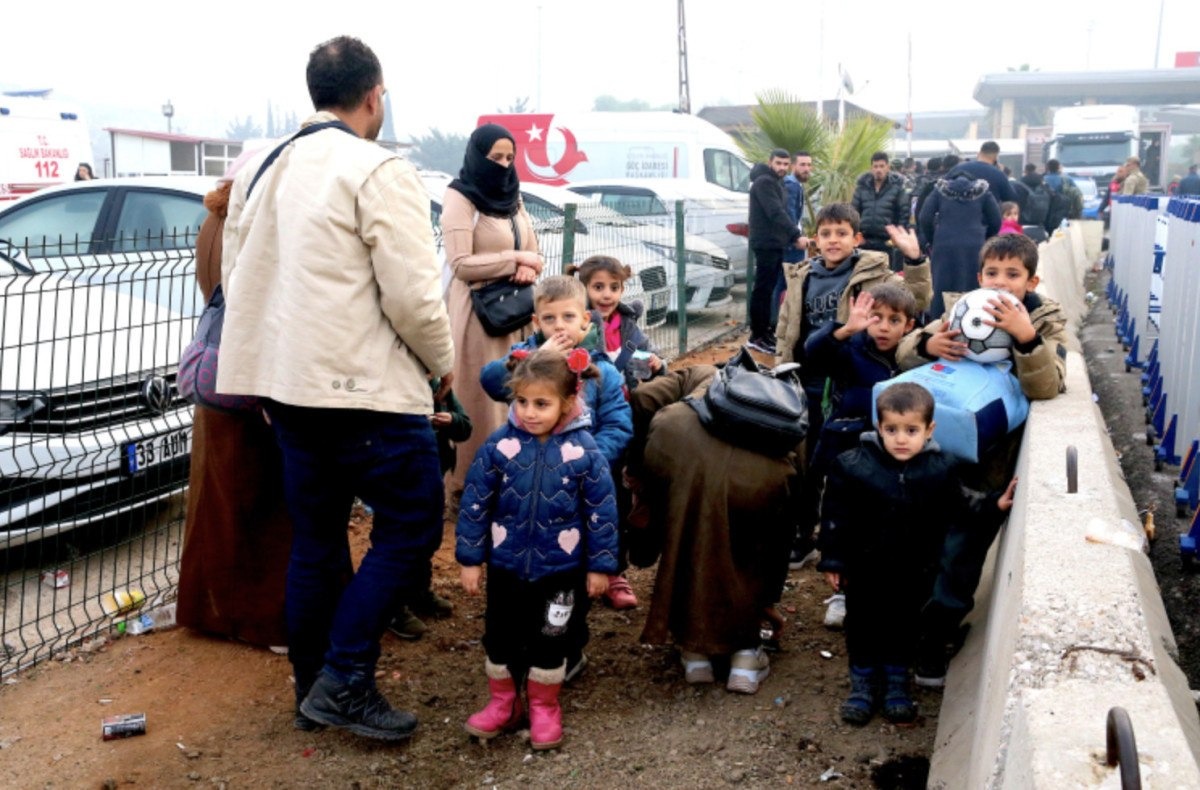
0;93;93;203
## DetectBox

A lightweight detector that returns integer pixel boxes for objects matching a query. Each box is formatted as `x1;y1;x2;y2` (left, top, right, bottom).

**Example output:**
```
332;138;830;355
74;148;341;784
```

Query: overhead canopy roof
974;68;1200;106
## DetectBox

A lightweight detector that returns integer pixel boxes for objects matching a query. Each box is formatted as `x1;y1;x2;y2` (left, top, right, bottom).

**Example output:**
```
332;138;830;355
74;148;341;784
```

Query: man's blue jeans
268;403;444;688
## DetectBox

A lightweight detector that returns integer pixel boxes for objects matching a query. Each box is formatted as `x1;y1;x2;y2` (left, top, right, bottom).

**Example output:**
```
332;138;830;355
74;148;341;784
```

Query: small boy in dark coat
431;375;473;478
803;282;918;476
818;383;1014;726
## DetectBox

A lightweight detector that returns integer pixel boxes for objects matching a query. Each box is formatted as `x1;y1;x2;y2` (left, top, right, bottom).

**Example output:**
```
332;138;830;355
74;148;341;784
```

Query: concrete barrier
929;227;1200;788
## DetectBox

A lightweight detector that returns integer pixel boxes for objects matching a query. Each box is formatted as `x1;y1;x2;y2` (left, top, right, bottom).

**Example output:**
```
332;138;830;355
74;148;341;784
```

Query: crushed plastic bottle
100;589;146;616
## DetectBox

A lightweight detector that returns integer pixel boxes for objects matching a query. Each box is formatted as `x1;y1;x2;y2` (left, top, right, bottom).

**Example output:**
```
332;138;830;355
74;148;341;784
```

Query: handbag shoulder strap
470;211;521;250
246;119;357;199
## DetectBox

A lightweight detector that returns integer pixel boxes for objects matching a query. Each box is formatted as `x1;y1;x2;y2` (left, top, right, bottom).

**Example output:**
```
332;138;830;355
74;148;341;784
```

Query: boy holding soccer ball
896;233;1068;687
897;233;1068;400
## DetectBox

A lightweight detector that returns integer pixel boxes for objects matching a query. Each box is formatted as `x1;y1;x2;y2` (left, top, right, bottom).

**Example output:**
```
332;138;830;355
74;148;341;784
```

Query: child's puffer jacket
455;407;620;580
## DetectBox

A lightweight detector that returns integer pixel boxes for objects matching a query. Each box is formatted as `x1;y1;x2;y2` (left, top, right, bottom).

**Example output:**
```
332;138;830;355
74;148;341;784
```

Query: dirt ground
0;336;937;789
1081;270;1200;689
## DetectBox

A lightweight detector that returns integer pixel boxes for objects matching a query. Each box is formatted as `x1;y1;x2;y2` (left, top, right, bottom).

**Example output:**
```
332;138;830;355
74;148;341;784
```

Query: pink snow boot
526;663;565;750
464;661;523;740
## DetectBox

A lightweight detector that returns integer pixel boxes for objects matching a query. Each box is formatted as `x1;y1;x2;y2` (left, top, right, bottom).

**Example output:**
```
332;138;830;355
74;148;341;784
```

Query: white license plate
651;291;669;310
123;428;192;474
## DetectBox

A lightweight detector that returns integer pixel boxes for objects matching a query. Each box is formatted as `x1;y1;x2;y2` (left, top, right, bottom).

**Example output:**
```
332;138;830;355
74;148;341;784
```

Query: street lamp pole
162;100;174;134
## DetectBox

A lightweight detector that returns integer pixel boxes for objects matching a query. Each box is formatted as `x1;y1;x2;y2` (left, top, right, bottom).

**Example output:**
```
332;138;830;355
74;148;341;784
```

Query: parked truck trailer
1046;104;1170;190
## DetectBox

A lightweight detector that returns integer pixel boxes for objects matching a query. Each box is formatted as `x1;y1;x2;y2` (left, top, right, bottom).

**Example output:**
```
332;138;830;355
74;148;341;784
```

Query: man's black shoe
299;672;418;741
294;706;324;731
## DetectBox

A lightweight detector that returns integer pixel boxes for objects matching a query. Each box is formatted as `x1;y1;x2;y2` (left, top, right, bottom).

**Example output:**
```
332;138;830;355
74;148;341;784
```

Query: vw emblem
140;375;174;415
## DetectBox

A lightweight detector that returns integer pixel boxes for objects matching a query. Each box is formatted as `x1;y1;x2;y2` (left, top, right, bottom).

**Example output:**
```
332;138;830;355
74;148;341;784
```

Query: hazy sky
3;0;1197;141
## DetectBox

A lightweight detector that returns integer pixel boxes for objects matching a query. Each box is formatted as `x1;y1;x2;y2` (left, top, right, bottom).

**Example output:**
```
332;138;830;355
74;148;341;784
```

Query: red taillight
726;222;749;237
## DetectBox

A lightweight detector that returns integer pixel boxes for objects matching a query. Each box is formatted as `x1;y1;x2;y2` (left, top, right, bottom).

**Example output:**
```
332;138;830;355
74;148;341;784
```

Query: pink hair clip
511;348;531;361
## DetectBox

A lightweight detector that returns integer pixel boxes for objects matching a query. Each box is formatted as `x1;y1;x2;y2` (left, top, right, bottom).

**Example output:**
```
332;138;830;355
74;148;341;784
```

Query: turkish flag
476;114;588;186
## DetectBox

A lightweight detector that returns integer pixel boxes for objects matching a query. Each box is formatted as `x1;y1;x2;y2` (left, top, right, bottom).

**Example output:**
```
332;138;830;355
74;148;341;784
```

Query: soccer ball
947;288;1022;363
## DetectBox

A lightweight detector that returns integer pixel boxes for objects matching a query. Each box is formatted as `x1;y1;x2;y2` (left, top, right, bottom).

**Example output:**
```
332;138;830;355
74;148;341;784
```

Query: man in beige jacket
219;36;454;741
1120;156;1149;195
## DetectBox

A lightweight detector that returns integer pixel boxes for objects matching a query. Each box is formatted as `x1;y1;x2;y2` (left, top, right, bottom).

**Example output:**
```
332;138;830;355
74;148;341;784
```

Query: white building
105;127;242;178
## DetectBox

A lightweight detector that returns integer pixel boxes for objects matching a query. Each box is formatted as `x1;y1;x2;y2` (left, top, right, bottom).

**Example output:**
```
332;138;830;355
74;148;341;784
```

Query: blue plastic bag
872;360;1030;463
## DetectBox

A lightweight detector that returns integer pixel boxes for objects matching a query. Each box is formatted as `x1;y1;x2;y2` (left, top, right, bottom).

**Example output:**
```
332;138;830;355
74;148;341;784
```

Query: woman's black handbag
470;279;534;337
470;215;533;337
689;347;808;456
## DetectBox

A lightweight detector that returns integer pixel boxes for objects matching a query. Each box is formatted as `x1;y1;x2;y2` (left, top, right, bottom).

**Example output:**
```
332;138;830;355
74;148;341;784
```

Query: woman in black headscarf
443;124;542;510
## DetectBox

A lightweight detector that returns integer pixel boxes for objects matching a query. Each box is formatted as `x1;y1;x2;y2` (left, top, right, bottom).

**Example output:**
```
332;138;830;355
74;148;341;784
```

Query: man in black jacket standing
851;152;909;270
748;148;803;354
945;141;1016;204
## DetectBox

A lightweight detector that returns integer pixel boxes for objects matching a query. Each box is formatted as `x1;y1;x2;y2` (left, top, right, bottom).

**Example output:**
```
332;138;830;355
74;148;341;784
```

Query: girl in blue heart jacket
457;347;619;751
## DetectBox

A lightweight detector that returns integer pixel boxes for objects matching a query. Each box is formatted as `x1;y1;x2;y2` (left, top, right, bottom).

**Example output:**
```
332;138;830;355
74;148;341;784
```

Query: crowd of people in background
171;34;1185;751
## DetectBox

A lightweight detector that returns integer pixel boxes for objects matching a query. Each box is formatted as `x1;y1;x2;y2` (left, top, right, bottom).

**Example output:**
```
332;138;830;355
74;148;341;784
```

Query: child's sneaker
914;656;947;688
914;634;950;688
840;665;877;726
882;666;917;723
387;607;426;640
726;647;770;694
680;651;714;684
412;588;453;619
564;651;589;684
789;546;819;570
823;593;846;630
747;336;777;355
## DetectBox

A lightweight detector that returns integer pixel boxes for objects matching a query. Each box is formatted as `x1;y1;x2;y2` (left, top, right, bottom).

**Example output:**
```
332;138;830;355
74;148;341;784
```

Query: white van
476;112;752;194
0;94;93;204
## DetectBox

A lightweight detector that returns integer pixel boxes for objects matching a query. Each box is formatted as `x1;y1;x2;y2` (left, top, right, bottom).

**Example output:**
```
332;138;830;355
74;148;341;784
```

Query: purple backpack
177;284;260;414
176;120;357;415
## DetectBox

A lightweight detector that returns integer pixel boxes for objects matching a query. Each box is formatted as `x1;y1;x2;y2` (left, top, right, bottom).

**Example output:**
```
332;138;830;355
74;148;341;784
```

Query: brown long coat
633;367;802;656
175;182;292;648
442;186;538;496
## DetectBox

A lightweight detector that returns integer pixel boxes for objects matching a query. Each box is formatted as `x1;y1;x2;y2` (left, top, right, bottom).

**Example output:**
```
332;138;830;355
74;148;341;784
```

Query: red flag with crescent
478;114;589;186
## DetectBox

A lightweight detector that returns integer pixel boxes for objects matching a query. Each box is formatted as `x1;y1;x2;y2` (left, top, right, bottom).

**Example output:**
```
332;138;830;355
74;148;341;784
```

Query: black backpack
1022;183;1051;227
1044;177;1072;230
688;348;809;456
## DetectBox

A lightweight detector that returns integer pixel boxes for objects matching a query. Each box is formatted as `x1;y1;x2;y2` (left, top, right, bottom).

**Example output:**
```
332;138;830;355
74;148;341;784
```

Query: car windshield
1057;141;1132;168
1069;177;1098;196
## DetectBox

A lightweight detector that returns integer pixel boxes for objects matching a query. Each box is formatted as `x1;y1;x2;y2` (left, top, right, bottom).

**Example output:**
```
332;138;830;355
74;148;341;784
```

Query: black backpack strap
246;120;357;199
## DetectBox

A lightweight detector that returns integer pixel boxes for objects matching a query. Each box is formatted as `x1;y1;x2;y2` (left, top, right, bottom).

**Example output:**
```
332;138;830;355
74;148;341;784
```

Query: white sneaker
823;593;846;630
726;648;770;694
788;547;820;571
681;651;714;684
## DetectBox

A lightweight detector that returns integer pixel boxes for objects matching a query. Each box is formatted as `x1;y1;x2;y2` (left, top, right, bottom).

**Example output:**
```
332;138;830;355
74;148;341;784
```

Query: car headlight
0;393;49;433
642;242;717;269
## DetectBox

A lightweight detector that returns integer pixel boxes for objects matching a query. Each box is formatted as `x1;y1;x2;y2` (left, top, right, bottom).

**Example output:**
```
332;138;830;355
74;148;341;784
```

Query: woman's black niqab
449;124;521;218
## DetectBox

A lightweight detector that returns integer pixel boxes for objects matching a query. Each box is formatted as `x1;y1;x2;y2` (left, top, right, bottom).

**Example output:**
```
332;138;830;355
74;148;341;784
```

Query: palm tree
734;90;894;229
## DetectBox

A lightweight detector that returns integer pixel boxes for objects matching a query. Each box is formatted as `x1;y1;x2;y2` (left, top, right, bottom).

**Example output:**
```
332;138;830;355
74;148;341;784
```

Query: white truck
0;93;93;204
1045;104;1170;190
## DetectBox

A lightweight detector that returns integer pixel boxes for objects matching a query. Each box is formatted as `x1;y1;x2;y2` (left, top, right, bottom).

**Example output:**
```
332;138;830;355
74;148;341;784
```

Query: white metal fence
1107;195;1200;556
